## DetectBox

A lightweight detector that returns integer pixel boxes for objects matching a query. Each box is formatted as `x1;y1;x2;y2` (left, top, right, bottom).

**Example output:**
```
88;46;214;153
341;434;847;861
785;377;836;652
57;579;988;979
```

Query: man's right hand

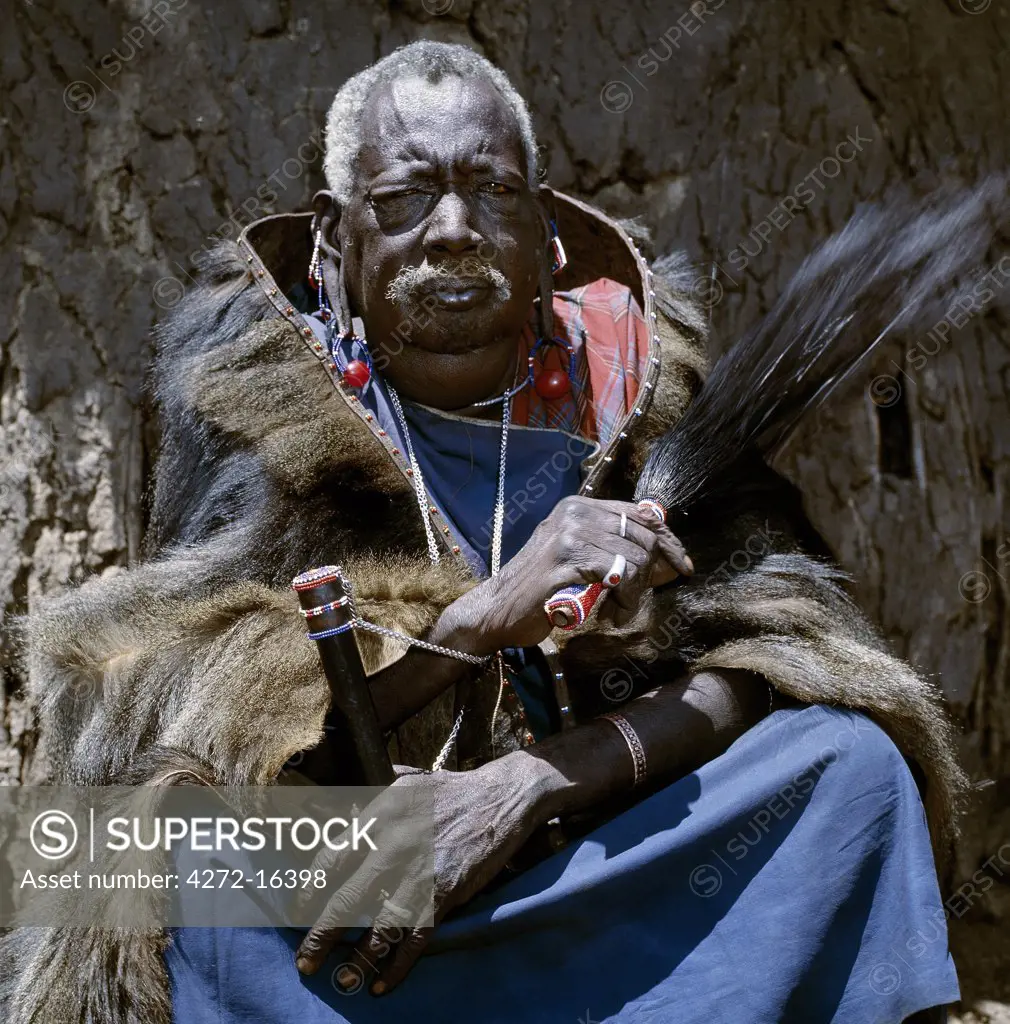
440;496;693;654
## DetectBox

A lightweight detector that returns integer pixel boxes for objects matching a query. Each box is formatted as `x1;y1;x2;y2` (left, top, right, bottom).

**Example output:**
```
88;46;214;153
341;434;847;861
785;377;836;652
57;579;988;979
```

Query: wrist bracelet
600;712;647;787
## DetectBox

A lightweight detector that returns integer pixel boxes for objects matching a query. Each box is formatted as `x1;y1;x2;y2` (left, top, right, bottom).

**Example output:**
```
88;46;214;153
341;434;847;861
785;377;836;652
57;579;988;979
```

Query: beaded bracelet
599;712;647;787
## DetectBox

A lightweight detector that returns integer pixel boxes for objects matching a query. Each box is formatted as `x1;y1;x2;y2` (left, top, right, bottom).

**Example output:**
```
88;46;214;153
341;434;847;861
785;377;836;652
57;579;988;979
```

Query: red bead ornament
343;360;370;388
534;369;570;400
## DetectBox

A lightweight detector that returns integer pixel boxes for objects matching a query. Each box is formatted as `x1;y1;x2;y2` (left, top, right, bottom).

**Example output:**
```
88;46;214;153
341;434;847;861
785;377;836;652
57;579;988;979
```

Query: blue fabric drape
168;705;958;1023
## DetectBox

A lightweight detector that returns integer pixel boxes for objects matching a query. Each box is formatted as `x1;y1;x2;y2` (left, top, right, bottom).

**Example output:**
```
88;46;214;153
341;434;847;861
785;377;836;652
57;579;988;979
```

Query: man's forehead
356;73;524;174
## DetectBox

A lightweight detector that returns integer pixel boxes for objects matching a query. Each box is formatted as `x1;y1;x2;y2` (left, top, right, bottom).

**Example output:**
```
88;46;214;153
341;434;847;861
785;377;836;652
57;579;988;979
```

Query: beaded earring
307;229;332;322
323;316;372;389
528;221;573;399
528;335;576;400
341;353;372;388
311;227;371;389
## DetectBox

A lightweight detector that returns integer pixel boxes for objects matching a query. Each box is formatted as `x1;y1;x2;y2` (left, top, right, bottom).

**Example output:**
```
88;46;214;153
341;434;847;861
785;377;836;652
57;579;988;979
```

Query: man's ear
311;189;343;257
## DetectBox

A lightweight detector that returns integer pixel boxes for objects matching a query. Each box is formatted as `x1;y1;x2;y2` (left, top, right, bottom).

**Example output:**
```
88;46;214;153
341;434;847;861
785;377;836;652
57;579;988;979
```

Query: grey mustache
384;258;512;307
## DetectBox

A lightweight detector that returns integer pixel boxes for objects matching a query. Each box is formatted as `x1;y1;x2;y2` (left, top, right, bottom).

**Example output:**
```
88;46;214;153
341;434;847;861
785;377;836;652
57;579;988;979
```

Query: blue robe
167;705;958;1022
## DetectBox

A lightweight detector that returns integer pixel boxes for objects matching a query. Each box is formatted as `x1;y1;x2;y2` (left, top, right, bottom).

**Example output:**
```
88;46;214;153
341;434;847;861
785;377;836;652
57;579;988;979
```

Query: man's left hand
295;753;546;995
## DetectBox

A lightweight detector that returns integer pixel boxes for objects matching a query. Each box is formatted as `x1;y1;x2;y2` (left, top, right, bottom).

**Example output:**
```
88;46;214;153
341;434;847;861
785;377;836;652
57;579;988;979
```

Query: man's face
338;73;544;360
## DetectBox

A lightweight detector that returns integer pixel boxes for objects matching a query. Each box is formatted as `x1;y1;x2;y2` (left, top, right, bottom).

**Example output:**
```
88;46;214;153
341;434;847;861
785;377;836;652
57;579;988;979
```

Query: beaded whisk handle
292;566;395;786
543;499;666;631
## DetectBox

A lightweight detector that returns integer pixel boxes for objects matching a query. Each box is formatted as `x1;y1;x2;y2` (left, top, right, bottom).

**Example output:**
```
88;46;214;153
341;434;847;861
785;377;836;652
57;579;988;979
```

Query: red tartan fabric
511;277;651;442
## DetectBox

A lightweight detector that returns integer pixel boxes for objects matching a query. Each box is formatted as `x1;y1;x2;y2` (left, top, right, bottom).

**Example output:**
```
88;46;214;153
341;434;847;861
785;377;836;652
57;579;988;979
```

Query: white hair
323;41;539;203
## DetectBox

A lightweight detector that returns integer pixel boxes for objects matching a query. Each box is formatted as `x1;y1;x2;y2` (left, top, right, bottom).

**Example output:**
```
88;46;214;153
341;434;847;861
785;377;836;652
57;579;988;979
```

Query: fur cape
0;190;967;1024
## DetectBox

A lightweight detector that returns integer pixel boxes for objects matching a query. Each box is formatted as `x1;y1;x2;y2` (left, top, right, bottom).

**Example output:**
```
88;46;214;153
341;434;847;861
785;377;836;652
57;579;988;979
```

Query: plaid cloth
511;277;650;443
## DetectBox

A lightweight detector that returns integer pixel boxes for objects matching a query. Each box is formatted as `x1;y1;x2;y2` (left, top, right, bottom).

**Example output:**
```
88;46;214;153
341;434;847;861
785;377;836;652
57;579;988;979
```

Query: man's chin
405;307;512;356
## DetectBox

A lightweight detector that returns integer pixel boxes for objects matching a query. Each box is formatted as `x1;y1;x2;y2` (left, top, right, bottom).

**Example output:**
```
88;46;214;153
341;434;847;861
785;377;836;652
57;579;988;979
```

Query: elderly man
3;41;963;1024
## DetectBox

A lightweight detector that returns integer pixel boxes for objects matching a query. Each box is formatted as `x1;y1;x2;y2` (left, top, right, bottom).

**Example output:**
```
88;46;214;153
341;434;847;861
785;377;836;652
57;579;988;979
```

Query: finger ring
381;898;415;925
619;511;628;539
603;553;627;588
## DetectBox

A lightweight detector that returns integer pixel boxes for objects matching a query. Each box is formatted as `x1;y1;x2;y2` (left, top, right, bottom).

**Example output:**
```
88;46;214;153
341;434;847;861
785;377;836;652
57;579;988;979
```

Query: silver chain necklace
387;385;442;564
466;373;530;409
387;380;516;770
387;382;515;575
323;328;524;769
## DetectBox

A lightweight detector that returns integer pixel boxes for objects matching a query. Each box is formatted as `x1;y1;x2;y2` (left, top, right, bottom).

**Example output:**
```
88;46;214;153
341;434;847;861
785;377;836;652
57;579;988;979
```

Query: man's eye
372;187;428;204
368;188;436;227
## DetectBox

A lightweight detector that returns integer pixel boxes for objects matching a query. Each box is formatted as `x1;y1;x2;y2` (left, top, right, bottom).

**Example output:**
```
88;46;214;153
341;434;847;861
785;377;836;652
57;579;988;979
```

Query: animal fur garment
0;189;972;1024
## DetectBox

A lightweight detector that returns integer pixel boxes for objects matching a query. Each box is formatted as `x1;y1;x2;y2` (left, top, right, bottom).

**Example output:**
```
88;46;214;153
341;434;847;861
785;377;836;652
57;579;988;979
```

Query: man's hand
299;667;769;996
442;497;693;653
368;497;693;731
295;754;549;995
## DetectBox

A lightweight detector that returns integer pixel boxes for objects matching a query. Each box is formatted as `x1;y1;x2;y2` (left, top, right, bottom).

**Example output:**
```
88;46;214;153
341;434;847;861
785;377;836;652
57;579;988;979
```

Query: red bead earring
535;369;570;400
528;336;575;400
342;359;370;389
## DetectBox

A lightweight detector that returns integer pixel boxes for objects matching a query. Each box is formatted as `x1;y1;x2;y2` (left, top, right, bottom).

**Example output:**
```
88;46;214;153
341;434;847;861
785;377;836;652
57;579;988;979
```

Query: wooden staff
292;566;394;786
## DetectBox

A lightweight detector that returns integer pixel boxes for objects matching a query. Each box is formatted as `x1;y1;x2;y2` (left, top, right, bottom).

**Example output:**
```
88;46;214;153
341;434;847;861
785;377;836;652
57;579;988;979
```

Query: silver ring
380;898;415;926
602;553;627;588
619;511;628;539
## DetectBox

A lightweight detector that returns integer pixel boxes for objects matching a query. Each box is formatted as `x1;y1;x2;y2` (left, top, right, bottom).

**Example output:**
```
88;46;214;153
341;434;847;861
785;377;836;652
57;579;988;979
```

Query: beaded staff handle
292;566;395;786
543;499;666;630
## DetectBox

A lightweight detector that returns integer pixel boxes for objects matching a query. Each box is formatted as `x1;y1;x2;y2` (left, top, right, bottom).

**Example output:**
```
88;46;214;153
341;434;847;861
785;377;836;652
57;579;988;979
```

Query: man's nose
424;191;483;257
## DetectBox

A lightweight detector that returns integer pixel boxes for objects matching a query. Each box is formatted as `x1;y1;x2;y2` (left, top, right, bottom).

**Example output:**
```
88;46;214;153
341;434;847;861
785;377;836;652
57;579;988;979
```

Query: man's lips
417;278;493;311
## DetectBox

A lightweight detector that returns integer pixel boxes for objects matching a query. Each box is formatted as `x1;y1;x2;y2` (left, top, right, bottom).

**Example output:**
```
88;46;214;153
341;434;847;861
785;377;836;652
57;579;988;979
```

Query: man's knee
809;709;906;787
